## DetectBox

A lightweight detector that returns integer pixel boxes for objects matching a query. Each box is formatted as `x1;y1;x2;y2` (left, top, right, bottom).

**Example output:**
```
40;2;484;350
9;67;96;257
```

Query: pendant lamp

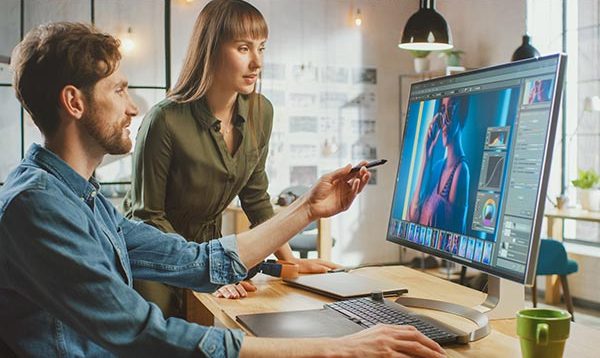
511;35;540;61
399;0;453;51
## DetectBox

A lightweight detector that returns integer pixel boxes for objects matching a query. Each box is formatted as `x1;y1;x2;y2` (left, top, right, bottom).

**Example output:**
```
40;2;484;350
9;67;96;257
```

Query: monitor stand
393;276;524;342
474;275;524;320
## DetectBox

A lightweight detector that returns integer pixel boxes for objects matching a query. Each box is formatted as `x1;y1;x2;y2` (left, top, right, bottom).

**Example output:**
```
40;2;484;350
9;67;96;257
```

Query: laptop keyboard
325;297;460;345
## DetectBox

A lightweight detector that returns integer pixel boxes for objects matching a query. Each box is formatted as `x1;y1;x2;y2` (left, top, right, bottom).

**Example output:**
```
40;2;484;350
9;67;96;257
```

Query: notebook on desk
282;272;408;299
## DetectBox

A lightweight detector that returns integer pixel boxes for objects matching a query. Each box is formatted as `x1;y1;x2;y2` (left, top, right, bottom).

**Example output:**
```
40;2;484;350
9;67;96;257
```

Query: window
529;0;600;246
0;0;170;200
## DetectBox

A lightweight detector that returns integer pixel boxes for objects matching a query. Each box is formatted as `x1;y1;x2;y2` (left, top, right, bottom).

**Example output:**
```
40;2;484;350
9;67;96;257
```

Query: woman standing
124;0;338;317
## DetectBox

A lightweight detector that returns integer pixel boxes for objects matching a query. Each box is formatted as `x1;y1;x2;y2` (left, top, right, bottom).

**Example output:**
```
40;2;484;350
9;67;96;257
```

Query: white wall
170;0;526;266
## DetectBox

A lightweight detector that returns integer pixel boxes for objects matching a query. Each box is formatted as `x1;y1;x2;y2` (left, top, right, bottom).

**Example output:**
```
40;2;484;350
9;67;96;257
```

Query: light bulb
120;27;135;54
354;9;363;27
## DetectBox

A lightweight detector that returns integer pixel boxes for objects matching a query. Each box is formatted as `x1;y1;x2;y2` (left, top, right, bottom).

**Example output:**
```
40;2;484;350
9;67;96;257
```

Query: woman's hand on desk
213;281;257;299
336;324;445;358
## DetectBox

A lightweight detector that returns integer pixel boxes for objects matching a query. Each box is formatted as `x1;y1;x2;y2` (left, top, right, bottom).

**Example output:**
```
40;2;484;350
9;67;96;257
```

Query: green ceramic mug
516;308;571;358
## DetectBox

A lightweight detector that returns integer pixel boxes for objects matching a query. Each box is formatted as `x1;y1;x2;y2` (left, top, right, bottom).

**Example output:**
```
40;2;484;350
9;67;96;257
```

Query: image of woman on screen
527;79;546;104
408;96;471;234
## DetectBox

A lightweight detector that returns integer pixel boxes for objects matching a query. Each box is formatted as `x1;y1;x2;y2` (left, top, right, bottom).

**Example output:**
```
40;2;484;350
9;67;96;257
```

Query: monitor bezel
387;53;567;285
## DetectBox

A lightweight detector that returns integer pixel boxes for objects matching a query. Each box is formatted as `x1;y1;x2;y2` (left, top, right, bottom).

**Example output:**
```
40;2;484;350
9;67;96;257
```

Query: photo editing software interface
388;56;563;283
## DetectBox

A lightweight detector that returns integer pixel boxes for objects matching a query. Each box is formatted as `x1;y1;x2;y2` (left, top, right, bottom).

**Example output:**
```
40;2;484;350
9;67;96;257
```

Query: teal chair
532;238;578;321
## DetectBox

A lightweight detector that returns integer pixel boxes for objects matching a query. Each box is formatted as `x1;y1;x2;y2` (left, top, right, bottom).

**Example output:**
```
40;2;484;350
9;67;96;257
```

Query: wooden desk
224;205;333;260
544;208;600;304
187;266;597;357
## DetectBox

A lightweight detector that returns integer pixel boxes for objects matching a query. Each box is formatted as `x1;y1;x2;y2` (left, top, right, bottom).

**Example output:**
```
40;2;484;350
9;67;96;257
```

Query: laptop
282;271;408;299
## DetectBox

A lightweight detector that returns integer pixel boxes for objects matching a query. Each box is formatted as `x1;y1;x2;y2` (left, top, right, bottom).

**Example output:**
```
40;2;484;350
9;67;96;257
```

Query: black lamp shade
511;35;540;61
399;0;453;51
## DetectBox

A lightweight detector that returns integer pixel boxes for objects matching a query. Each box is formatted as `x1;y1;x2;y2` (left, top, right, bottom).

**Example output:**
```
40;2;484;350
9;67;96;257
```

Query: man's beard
81;104;131;155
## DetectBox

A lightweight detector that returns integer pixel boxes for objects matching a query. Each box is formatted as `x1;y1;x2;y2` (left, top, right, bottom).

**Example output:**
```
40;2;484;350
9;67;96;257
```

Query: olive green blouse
123;94;275;243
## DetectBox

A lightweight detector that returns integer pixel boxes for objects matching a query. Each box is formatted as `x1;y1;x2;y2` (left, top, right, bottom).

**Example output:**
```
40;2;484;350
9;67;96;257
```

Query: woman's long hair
169;0;268;147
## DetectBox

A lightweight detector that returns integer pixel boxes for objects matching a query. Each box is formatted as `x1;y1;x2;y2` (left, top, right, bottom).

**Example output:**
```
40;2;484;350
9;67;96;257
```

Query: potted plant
438;49;465;67
409;50;431;74
571;168;600;211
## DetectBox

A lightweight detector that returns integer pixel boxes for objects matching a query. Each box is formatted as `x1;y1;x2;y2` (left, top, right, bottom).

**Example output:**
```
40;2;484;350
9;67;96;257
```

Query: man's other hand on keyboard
334;324;446;358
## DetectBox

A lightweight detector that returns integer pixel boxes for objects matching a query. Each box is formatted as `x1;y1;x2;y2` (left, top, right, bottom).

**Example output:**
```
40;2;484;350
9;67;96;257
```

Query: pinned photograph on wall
292;64;319;83
320;92;348;109
523;78;554;105
352;119;376;136
346;91;376;109
351;142;377;160
352;67;377;84
289;144;318;161
319;116;341;133
290;165;317;187
289;92;317;108
262;62;286;81
289;116;318;133
321;66;349;84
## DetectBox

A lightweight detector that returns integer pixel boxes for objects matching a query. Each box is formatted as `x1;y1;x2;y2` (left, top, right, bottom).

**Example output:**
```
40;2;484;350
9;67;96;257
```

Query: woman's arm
448;162;470;232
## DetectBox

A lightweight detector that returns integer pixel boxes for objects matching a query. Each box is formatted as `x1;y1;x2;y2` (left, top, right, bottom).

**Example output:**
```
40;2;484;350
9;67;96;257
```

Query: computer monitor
387;54;566;318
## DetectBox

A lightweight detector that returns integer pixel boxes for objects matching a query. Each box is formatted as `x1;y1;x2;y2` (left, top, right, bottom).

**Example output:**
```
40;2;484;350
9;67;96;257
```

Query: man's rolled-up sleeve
209;235;248;284
121;212;248;290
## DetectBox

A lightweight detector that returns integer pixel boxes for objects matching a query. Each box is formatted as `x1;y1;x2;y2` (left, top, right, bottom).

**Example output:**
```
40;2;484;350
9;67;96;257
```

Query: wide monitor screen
387;54;566;284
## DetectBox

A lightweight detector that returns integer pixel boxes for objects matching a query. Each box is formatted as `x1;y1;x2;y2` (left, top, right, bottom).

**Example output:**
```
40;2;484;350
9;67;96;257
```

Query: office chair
532;238;578;321
278;186;336;258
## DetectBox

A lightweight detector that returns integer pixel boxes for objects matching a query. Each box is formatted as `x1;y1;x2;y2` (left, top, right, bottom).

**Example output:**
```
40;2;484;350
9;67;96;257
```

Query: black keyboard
325;297;463;345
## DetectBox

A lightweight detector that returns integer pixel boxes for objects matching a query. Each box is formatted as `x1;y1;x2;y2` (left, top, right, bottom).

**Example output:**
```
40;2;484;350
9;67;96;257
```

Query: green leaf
571;169;600;189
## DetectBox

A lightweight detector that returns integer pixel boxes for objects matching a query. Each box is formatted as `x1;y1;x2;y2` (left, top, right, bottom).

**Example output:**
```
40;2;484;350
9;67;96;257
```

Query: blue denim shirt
0;144;247;357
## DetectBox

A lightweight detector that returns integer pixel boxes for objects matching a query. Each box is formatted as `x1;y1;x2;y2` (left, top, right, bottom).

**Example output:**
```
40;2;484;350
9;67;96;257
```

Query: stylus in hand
350;159;387;173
